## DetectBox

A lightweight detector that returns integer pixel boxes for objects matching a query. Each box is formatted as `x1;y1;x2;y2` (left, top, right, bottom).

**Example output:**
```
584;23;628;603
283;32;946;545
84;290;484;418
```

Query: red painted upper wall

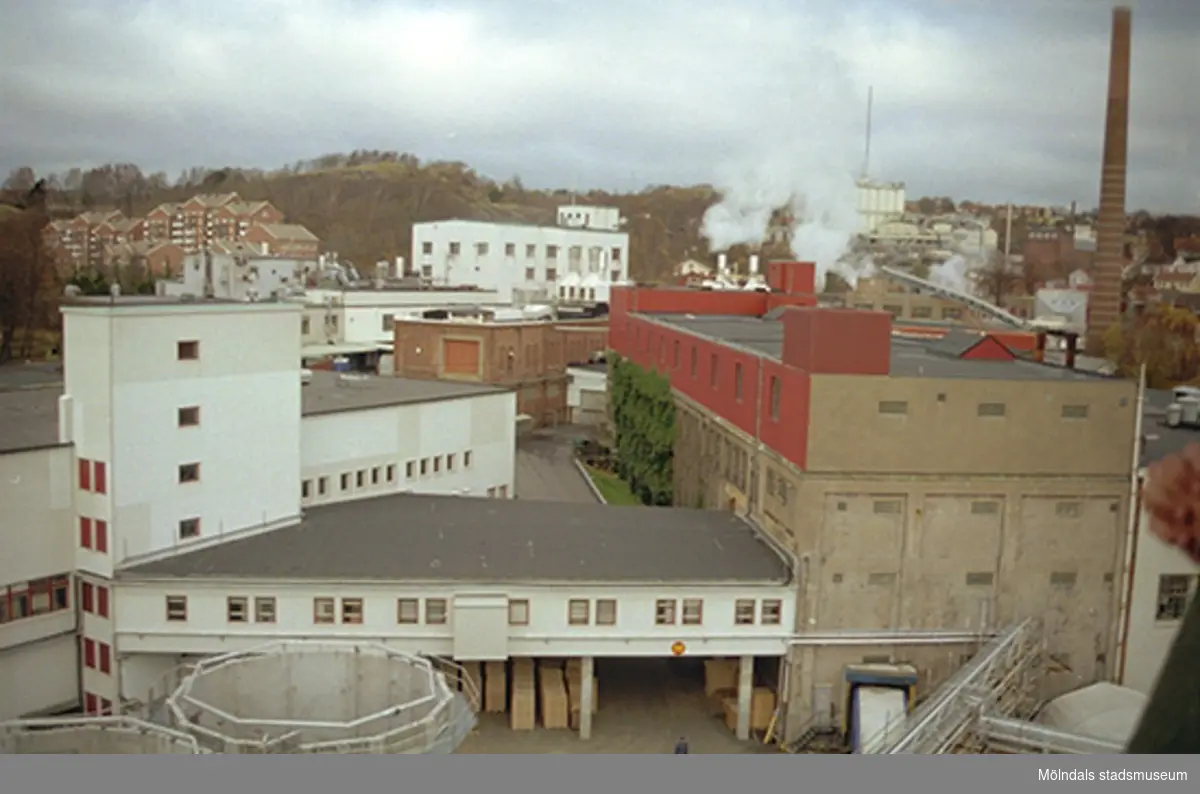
767;261;816;295
781;307;893;375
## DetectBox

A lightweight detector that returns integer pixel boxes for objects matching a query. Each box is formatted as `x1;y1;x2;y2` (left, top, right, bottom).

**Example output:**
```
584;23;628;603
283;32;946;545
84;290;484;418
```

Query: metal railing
977;715;1125;754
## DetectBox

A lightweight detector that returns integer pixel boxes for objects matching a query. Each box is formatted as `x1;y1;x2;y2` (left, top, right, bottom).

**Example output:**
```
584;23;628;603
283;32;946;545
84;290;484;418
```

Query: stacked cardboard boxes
460;662;483;712
510;658;536;730
720;687;777;735
484;661;508;714
538;661;570;729
704;659;739;716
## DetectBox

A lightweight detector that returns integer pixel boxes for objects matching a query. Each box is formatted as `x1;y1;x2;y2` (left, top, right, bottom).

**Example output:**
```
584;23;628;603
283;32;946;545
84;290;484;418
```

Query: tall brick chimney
1086;6;1133;356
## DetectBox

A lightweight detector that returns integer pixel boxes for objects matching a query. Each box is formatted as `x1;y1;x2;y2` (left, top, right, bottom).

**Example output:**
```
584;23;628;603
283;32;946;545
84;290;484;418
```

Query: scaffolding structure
165;641;478;754
0;715;205;754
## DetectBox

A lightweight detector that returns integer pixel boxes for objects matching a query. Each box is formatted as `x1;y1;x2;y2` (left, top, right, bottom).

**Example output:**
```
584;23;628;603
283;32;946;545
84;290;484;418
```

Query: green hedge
609;354;675;506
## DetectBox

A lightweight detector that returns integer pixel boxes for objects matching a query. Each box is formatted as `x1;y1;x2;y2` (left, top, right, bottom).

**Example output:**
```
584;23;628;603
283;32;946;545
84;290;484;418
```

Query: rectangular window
1156;575;1194;621
301;480;311;499
255;597;276;623
99;698;112;715
84;693;98;715
80;517;93;549
965;571;995;586
317;476;328;495
1061;404;1089;419
655;599;676;626
95;520;108;553
82;582;94;613
397;598;419;624
878;400;908;415
386;464;396;482
78;458;91;490
179;517;200;540
690;346;698;378
177;340;199;360
84;638;96;668
508;599;530;626
464;451;473;468
1050;571;1078;588
356;470;365;488
504;242;516;256
595;598;617;626
433;457;441;474
734;363;743;400
525;244;536;258
178;406;200;427
94;461;107;494
227;596;249;623
422;241;433;255
178;463;200;483
475;242;489;256
420;459;428;476
770;376;782;420
681;598;703;625
98;642;111;674
97;586;109;618
340;473;350;490
166;595;188;621
446;454;456;471
709;353;719;388
406;461;416;479
371;467;380;485
734;599;756;625
761;599;782;625
449;242;461;255
425;598;447;625
977;402;1006;417
568;599;590;626
341;598;364;624
313;597;335;624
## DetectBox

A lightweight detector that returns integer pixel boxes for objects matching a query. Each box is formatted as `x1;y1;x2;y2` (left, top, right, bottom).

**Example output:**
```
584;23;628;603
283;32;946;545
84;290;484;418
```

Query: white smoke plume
928;254;976;296
700;36;869;291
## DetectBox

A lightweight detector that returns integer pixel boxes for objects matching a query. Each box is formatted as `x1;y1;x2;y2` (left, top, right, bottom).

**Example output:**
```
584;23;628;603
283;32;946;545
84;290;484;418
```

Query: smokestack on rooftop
1086;6;1132;356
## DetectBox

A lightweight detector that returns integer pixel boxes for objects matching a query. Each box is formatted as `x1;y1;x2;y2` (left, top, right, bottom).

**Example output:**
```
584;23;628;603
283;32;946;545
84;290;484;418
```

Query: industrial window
318;477;328;495
681;598;703;626
356;470;365;488
371;467;380;485
425;598;447;625
177;340;200;360
546;244;557;259
340;473;350;490
1055;501;1082;518
770;376;782;420
406;461;415;479
386;465;396;482
449;242;460;255
709;353;719;388
446;454;456;471
423;241;434;255
255;597;276;623
475;242;489;256
965;572;994;587
1061;404;1089;419
1156;575;1195;621
178;406;200;427
227;596;249;623
78;457;91;490
545;267;557;281
313;597;335;624
568;599;590;626
690;346;698;379
98;643;111;674
97;586;109;617
84;638;96;668
655;599;676;626
80;517;92;549
178;463;200;483
971;501;999;515
301;480;311;499
397;598;419;624
873;499;902;514
94;461;107;494
868;572;897;587
165;596;188;622
95;520;108;553
82;582;94;613
420;458;429;476
734;363;743;401
673;340;680;368
1050;571;1077;588
433;456;441;474
178;517;201;540
504;242;516;256
595;599;617;626
878;400;908;415
977;402;1006;417
734;599;755;625
508;599;530;626
761;599;782;625
524;267;535;281
464;450;473;468
342;598;364;624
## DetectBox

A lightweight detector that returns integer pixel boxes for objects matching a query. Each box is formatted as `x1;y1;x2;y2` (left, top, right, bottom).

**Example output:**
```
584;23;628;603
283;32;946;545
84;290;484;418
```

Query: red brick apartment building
44;192;319;271
393;317;608;426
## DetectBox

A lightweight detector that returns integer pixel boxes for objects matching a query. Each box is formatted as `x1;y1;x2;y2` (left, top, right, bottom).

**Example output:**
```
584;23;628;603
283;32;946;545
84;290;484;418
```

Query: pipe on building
1114;362;1147;684
786;630;998;648
1064;333;1078;369
1034;332;1047;363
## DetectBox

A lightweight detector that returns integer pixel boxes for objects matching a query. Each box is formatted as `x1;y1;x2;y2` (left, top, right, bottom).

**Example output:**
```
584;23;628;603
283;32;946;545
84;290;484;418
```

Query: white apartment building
411;208;631;305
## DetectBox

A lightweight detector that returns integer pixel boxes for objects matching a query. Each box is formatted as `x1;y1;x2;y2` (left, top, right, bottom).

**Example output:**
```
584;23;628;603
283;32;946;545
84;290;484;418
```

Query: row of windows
78;458;108;494
301;451;476;500
83;637;113;674
81;582;111;618
422;241;623;263
0;575;71;624
79;517;110;552
634;325;758;406
839;498;1110;519
860;303;963;321
162;595;785;627
878;399;1092;419
829;569;1107;589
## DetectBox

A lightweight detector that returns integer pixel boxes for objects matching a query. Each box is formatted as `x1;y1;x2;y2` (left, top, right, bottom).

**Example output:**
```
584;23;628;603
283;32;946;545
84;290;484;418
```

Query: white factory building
0;294;798;744
411;205;631;306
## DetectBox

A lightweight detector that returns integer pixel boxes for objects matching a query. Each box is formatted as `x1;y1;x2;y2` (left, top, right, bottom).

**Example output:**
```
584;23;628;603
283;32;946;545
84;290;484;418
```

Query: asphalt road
514;426;600;504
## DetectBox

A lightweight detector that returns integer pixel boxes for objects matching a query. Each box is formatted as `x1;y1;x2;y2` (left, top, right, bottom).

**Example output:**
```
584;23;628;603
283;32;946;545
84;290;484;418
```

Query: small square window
178;406;200;427
761;599;782;625
508;599;530;626
313;597;335;624
595;599;617;626
425;598;447;625
227;596;248;623
681;598;704;625
166;595;188;621
178;463;201;483
342;598;364;624
255;597;276;623
568;599;590;626
179;517;201;539
655;599;676;625
734;599;756;625
397;598;420;624
177;340;199;360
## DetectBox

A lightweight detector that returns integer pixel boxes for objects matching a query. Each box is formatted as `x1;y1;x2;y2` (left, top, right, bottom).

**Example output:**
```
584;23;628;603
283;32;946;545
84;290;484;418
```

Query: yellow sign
671;641;686;656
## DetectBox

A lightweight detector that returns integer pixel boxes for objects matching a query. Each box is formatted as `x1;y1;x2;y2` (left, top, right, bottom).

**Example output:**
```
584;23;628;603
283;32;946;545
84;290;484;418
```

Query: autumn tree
0;203;60;363
1104;304;1200;389
972;254;1022;305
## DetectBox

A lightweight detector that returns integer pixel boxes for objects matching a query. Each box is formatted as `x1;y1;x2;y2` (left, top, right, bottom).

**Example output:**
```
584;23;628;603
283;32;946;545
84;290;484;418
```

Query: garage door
443;339;481;376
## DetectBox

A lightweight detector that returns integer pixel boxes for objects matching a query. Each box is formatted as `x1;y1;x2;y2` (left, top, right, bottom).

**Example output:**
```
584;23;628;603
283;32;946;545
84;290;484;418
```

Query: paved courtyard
514;425;599;504
456;658;775;754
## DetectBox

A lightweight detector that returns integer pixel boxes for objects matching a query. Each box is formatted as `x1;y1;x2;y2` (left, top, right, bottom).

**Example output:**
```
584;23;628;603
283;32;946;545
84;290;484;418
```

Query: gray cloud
0;0;1196;211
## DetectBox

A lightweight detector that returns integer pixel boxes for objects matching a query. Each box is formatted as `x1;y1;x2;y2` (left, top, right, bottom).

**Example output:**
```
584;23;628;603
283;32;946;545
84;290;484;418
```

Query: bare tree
972;253;1022;305
0;203;59;363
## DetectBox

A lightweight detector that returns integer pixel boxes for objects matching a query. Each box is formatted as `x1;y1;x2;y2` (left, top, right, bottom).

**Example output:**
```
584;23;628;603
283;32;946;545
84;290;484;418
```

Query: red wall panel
782;307;892;375
963;336;1017;361
767;261;817;295
758;360;810;470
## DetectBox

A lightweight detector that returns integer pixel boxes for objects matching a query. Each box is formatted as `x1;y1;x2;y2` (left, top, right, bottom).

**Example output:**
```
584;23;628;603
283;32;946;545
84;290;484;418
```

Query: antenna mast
862;85;874;180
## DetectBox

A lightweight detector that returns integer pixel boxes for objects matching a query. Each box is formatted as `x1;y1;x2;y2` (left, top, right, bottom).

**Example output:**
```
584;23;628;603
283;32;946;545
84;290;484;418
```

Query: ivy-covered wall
609;354;676;506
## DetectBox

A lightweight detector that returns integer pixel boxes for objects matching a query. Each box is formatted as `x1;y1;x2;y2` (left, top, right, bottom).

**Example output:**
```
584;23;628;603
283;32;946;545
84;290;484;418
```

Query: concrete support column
579;656;595;740
737;655;754;741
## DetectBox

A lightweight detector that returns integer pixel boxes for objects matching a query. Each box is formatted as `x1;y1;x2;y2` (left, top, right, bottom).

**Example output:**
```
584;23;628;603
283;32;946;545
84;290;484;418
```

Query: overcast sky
1;0;1196;212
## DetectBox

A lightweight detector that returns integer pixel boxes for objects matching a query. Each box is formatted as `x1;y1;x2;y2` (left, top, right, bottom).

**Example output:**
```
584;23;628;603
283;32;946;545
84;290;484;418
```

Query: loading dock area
453;655;781;754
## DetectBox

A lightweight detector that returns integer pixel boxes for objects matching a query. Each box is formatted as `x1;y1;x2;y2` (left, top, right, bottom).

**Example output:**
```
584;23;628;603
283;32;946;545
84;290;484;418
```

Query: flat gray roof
301;371;508;415
0;385;62;454
648;314;1111;383
62;295;245;307
119;493;792;584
